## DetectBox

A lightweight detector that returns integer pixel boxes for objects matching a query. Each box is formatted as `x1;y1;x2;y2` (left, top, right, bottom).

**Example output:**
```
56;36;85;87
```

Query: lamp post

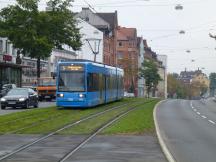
85;38;101;62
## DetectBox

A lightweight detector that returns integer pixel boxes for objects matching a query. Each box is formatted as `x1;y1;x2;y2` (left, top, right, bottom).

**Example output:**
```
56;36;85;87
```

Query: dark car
0;88;38;109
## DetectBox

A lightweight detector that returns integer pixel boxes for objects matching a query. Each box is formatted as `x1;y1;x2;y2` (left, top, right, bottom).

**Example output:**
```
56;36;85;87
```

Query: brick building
116;27;139;96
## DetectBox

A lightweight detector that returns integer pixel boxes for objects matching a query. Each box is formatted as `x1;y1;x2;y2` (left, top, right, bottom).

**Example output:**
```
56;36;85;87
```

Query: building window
85;17;89;22
117;52;123;59
118;42;123;47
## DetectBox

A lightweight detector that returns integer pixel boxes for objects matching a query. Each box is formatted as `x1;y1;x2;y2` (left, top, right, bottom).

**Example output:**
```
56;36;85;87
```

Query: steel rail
59;102;146;162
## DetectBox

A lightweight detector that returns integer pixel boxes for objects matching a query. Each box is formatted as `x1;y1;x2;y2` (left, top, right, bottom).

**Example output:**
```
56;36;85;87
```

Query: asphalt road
156;99;216;162
0;101;56;116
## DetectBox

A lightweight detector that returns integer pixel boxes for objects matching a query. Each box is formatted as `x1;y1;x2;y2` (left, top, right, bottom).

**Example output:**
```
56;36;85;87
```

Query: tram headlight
79;94;85;98
57;94;64;98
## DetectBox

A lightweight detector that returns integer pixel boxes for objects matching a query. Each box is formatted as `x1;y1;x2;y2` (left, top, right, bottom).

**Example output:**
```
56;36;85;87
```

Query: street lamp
175;4;183;10
179;30;185;34
85;38;101;62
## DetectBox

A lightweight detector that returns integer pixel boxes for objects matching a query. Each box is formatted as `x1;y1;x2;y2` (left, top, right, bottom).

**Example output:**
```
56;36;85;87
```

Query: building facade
116;26;139;96
75;8;118;66
157;55;168;98
0;37;22;88
75;18;104;63
137;37;145;97
21;57;48;86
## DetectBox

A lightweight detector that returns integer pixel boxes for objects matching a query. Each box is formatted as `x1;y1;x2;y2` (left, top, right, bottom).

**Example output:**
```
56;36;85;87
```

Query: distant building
21;57;48;86
192;72;209;88
75;8;118;66
75;18;104;63
116;26;139;96
178;69;202;84
0;37;22;87
143;40;164;97
157;55;168;98
137;37;145;97
143;40;157;62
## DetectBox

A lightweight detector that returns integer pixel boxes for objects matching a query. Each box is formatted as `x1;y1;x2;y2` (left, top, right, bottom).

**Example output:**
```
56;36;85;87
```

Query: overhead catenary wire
0;0;214;8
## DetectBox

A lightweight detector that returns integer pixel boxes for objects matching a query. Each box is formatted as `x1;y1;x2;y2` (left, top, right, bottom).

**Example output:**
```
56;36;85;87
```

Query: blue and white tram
56;60;124;108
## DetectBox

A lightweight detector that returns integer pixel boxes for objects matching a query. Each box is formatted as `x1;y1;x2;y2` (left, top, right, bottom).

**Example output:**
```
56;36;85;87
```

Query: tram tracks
0;100;151;161
0;101;129;135
59;102;145;162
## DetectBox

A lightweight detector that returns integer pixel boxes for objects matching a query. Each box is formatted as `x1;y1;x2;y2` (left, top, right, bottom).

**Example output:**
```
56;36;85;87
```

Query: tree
209;73;216;96
167;73;187;99
167;74;179;98
0;0;81;79
118;57;138;94
139;60;162;97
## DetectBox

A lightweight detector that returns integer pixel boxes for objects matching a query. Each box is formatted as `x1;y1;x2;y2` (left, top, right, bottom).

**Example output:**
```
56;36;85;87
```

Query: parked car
0;84;16;97
0;88;38;109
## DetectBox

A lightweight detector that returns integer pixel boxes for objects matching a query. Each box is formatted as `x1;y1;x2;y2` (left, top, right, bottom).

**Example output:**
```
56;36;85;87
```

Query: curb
153;100;176;162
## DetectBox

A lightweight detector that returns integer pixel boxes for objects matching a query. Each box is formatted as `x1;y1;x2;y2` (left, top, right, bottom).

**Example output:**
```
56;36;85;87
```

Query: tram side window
87;73;99;92
118;76;123;90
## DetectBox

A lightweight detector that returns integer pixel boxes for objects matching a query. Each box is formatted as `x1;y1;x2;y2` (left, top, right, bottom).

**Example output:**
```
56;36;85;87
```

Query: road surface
0;101;56;116
156;99;216;162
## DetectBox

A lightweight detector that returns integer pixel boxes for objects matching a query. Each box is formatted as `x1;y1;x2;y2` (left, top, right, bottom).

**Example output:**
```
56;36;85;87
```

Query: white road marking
197;112;201;115
194;109;197;112
202;116;207;119
208;120;216;125
190;102;194;109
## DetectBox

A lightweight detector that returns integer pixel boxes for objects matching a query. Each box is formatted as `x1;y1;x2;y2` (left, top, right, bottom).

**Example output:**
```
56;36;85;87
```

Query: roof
97;11;118;31
117;27;137;41
75;8;118;34
180;70;202;77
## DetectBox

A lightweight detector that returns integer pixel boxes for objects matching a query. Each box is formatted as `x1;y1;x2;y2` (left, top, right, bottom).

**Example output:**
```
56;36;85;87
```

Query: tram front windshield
58;65;85;92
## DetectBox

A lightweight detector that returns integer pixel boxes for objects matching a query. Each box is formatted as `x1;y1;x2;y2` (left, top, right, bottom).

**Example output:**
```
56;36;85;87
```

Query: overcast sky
1;0;216;75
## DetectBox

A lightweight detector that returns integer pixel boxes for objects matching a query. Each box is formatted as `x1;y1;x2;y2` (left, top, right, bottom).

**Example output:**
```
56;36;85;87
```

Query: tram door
99;74;105;104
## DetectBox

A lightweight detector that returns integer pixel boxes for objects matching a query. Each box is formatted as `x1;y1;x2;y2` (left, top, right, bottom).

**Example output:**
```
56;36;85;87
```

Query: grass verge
0;98;134;134
59;98;151;135
102;99;159;135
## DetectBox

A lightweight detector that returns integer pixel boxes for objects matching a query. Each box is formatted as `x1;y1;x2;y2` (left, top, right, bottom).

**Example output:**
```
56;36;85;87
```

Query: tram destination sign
60;65;84;71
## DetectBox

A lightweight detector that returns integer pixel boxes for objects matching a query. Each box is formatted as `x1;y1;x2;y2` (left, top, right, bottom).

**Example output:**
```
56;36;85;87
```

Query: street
0;101;56;116
156;99;216;162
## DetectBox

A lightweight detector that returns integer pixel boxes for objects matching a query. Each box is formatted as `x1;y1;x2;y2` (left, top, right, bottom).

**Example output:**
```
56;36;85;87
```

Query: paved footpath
0;135;167;162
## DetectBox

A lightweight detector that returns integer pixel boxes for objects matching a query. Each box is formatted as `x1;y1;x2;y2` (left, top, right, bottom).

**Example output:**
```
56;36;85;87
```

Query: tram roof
58;59;123;71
